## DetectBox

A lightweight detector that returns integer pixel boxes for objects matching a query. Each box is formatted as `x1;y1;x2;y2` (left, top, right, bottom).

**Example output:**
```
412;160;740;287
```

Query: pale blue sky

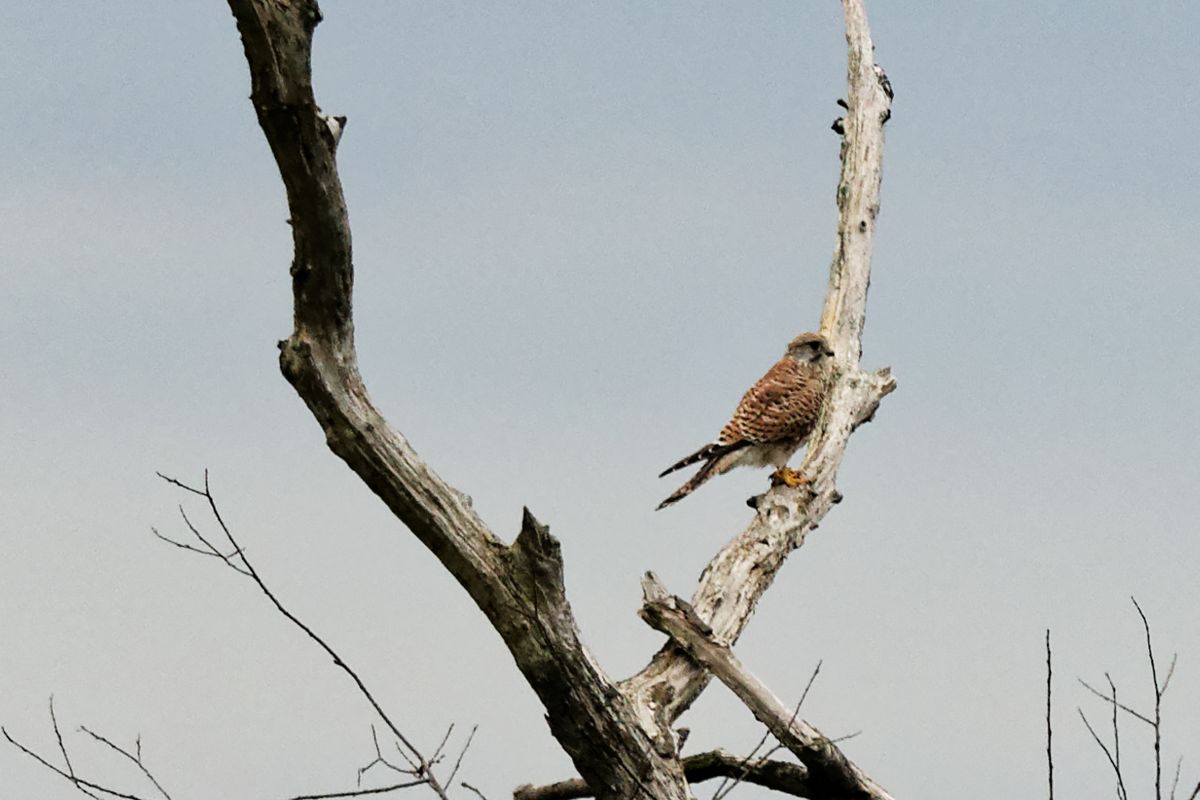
3;3;1198;799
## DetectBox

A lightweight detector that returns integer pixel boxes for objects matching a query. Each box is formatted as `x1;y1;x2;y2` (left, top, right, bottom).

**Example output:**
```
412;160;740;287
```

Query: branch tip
640;572;670;604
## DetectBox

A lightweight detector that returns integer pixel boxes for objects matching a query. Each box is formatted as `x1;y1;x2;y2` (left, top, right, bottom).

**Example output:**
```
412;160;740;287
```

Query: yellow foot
769;466;808;488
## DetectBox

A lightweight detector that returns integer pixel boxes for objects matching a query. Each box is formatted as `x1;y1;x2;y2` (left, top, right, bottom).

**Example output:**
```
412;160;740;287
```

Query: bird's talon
770;467;808;488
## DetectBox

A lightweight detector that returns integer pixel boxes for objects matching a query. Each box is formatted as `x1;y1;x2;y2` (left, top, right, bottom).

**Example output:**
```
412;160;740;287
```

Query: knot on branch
321;113;347;149
508;507;568;603
278;334;311;384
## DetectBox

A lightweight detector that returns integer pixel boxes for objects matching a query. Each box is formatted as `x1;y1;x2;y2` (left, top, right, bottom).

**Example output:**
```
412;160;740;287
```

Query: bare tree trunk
222;0;893;797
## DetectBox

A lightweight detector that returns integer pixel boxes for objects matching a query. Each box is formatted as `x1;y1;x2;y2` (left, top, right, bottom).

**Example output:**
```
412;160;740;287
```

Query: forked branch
3;698;166;800
639;574;894;800
154;472;449;796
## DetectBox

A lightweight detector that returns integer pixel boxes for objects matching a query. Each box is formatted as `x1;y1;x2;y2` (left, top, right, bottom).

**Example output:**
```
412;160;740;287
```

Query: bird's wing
719;359;820;445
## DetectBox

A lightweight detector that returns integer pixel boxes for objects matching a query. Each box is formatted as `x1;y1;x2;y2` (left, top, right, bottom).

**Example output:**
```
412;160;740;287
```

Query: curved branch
515;748;812;800
622;0;895;731
224;3;687;798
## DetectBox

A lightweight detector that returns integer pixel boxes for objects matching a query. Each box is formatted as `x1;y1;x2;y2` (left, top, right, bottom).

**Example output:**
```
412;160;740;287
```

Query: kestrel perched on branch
657;332;834;510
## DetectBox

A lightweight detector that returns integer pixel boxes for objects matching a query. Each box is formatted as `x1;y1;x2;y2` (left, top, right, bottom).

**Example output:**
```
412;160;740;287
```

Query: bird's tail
658;442;737;478
656;458;723;510
656;444;748;510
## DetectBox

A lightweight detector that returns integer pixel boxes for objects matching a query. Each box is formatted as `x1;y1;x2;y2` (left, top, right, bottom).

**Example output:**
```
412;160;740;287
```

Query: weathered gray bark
223;0;893;798
515;749;811;800
640;575;894;800
225;3;689;799
621;0;895;733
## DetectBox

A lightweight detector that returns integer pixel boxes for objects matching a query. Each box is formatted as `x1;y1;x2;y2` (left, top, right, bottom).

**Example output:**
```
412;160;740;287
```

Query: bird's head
784;332;834;363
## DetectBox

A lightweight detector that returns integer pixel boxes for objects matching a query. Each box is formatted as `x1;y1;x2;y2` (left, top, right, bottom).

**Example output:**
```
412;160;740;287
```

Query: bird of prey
657;332;834;510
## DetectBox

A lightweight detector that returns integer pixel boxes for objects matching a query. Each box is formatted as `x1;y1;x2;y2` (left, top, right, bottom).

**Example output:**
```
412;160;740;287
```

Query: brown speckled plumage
657;332;833;509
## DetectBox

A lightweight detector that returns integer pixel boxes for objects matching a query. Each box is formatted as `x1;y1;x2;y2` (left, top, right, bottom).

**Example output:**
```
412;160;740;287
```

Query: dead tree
5;3;894;798
225;0;894;797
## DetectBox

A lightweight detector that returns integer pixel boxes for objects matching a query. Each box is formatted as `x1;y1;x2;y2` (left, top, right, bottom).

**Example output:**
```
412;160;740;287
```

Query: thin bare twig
1187;781;1200;800
287;781;429;800
445;725;478;787
174;504;251;577
1106;674;1124;800
150;525;250;575
155;471;208;497
359;726;420;784
712;695;786;799
2;725;153;800
1046;630;1053;800
795;662;823;714
4;700;175;800
1161;653;1179;698
429;724;455;766
156;472;452;800
1171;757;1183;800
460;783;489;800
1078;679;1154;726
78;726;172;800
1078;707;1128;800
355;724;427;800
47;697;101;800
1132;596;1163;800
713;660;822;800
393;741;421;774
